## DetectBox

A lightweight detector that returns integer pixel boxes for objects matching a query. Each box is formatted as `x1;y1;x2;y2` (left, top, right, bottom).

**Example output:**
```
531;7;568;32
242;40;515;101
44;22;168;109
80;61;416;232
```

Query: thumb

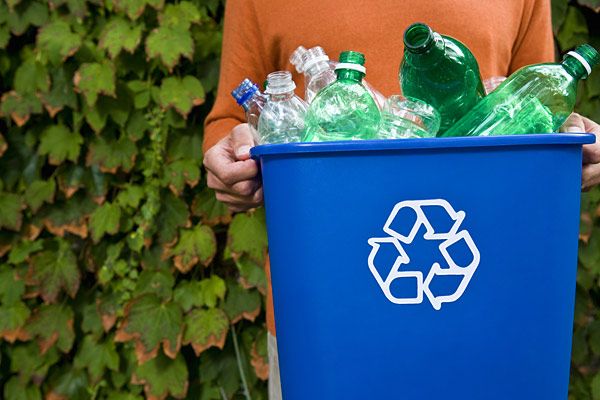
561;113;585;133
231;123;256;161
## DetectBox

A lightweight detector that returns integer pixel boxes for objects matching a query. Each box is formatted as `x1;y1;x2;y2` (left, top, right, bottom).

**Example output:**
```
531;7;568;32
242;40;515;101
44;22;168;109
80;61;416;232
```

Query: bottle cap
265;71;296;95
231;78;259;106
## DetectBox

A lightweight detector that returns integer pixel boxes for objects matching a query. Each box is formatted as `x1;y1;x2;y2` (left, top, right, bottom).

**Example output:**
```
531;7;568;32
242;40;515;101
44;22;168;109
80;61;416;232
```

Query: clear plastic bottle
257;71;308;144
400;22;486;134
231;78;268;142
304;50;381;142
443;44;600;137
379;95;440;139
290;45;386;108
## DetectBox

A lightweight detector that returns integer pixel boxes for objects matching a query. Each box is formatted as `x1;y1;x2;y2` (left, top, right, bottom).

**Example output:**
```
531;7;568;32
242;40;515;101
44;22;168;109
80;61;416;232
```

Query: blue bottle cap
231;78;260;106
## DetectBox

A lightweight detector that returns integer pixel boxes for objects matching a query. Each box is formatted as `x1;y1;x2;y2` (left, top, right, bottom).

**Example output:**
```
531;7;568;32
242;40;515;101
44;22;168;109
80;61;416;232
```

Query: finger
207;173;261;196
231;124;257;161
561;113;585;133
582;163;600;191
215;189;263;211
583;142;600;164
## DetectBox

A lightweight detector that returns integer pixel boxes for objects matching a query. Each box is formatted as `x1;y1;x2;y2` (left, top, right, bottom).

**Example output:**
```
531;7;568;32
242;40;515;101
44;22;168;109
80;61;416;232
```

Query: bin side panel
260;144;582;400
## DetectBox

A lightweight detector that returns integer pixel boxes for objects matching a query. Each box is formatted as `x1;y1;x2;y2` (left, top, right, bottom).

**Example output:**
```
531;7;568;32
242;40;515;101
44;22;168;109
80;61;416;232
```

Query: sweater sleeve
508;0;555;73
203;0;269;152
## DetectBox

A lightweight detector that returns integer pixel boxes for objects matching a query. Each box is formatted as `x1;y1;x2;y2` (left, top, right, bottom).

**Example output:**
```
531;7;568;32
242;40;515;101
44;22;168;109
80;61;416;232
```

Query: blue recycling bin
251;133;594;400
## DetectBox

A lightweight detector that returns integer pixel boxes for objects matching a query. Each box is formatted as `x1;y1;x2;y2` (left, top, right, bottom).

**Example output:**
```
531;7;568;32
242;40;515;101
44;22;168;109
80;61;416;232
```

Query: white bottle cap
567;51;592;77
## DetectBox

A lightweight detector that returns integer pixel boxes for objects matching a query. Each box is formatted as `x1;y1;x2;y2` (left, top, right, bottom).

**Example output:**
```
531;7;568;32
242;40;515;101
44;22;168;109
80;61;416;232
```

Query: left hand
561;113;600;190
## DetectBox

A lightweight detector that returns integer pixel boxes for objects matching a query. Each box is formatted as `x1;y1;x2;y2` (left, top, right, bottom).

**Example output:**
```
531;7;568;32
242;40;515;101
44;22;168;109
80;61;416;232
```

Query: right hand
203;123;263;212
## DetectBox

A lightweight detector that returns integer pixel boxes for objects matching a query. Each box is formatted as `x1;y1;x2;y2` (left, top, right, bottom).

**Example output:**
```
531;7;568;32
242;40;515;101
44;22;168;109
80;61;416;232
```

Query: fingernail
235;145;251;157
565;126;582;133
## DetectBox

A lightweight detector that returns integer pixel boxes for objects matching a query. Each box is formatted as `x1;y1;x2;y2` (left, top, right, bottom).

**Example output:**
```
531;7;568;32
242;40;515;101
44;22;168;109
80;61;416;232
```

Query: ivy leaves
0;0;270;398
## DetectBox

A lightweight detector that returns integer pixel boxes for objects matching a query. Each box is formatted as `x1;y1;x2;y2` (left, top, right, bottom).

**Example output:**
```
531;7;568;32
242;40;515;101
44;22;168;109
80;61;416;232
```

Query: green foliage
0;0;268;397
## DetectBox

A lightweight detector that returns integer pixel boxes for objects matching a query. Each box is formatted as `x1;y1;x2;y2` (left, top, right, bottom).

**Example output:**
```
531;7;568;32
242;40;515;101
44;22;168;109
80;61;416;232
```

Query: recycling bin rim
250;133;595;157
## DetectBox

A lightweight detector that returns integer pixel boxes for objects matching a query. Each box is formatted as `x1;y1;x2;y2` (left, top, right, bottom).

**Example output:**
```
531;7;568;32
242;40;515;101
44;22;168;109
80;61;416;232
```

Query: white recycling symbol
367;199;480;310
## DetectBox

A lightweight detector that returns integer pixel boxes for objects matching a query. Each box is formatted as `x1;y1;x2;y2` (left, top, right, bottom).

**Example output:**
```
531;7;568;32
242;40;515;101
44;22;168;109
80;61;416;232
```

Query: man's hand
561;113;600;190
203;124;263;212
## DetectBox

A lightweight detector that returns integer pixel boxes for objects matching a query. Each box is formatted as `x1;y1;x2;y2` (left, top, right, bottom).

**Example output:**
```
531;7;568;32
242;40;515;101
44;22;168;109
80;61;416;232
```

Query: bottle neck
336;69;364;83
269;91;294;101
304;60;331;78
562;56;589;80
404;34;446;67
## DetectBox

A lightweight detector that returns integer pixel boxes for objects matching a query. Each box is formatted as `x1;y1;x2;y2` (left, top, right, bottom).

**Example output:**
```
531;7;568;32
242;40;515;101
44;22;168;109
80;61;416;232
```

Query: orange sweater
204;0;555;334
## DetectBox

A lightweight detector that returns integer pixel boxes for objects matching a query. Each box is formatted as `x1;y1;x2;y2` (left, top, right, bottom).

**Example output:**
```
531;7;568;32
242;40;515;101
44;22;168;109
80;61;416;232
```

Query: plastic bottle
304;50;381;142
290;45;386;108
379;95;440;139
443;44;600;138
231;78;268;142
399;22;486;134
257;71;308;144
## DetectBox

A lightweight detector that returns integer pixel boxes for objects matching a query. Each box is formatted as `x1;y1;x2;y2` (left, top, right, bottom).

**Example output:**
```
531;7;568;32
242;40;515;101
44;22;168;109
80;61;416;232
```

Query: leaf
74;62;116;106
592;373;600;400
0;133;6;157
40;66;78;117
183;308;229;356
0;265;26;304
8;239;43;264
37;19;81;65
236;256;267;293
174;275;226;312
7;1;48;36
116;184;145;209
81;302;103;336
39;193;96;238
0;301;31;342
249;329;269;380
13;58;50;94
227;208;268;263
0;25;9;49
162;159;201;195
99;17;143;58
191;187;232;226
26;303;75;354
166;130;203;162
38;124;83;165
9;343;60;382
46;366;89;400
89;201;122;243
156;191;190;245
3;377;42;400
126;110;151;140
115;294;183;363
87;135;137;173
556;6;589;50
223;282;262;324
113;0;165;20
169;225;217;272
132;352;188;400
146;27;194;72
27;239;81;302
0;91;43;126
0;192;23;231
159;2;202;30
158;76;204;117
132;269;175;300
74;335;120;383
25;179;56;212
551;0;569;34
578;0;600;12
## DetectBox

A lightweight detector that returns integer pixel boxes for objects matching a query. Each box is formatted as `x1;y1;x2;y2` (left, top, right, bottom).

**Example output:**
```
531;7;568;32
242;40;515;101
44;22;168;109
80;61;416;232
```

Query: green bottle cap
566;44;600;78
403;23;434;54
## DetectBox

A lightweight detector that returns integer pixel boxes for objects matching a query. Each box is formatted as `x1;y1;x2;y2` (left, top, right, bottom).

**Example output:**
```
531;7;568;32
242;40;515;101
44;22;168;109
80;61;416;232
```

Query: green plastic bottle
303;51;381;142
400;23;485;134
443;44;600;137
